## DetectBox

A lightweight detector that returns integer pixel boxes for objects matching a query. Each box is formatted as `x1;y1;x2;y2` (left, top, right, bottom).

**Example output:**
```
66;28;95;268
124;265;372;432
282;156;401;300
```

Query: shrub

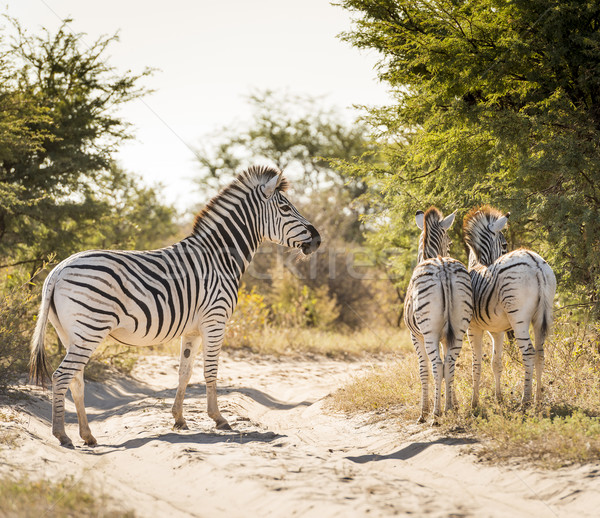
269;271;339;330
0;275;39;388
225;286;269;348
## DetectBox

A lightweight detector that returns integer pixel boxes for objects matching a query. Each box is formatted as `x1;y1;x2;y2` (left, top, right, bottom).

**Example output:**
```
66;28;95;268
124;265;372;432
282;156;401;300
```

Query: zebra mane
463;205;505;258
423;206;443;230
192;165;288;235
419;206;446;261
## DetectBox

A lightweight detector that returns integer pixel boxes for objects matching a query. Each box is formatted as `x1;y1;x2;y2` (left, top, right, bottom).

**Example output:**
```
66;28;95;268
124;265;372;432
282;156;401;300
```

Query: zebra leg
70;370;96;446
52;346;96;447
490;331;504;403
509;321;535;407
411;334;429;423
443;338;462;412
423;334;443;421
202;323;231;431
533;326;546;406
468;327;484;409
172;334;202;430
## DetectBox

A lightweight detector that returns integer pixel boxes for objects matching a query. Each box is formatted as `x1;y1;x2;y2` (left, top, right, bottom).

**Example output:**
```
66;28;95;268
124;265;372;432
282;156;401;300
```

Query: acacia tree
0;18;174;269
337;0;600;314
194;91;400;328
195;90;376;242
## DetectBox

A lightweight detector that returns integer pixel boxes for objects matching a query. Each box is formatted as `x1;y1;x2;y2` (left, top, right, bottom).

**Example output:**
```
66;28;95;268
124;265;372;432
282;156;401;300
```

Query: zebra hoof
173;420;189;431
216;420;232;431
417;415;426;424
59;437;75;449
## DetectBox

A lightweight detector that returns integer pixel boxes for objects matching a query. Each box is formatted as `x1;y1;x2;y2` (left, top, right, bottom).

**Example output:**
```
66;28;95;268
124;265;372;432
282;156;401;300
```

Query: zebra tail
535;267;555;344
29;276;55;387
442;262;455;347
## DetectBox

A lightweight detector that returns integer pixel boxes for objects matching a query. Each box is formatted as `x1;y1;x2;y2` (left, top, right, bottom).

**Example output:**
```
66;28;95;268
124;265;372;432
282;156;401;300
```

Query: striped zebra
404;208;473;422
463;206;556;408
30;165;321;448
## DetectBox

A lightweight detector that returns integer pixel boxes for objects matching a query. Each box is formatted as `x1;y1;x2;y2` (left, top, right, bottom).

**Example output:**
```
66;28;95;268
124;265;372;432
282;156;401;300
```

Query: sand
1;353;599;517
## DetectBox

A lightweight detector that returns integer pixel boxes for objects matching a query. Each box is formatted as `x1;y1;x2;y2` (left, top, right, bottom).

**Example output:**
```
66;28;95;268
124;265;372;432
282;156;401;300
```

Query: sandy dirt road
1;353;598;517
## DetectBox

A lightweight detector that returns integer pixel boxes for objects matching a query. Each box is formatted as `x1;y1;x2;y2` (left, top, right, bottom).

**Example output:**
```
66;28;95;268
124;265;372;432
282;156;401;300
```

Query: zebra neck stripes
463;205;509;267
416;207;455;263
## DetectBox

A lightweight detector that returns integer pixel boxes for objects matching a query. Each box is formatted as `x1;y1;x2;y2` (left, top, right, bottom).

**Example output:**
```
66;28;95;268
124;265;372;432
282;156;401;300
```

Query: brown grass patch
331;315;600;467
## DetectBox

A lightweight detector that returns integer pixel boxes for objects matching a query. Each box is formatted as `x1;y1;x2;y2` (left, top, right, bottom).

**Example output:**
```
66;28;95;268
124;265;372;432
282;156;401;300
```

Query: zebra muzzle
301;225;321;254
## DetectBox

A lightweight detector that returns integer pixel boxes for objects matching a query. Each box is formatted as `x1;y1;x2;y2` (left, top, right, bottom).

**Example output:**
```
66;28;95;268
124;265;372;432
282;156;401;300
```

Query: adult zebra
30;165;321;447
463;206;556;408
404;208;473;422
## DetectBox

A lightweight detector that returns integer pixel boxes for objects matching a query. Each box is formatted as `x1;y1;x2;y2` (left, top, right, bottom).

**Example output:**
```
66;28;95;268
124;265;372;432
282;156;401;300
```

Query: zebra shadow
90;428;285;454
345;436;478;464
63;379;313;423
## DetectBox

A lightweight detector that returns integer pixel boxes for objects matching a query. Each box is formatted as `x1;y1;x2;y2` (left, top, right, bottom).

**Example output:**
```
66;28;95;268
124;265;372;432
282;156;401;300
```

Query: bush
269;271;340;330
0;476;134;517
0;275;39;388
225;286;269;348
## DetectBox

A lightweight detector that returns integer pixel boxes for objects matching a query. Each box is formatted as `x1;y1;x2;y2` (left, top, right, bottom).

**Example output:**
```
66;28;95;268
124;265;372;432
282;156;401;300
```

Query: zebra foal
404;208;473;422
30;165;321;447
463;206;556;408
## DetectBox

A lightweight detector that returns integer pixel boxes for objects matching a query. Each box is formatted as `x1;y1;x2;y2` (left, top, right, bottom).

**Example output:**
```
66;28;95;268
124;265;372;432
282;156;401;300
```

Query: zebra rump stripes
463;206;556;407
30;165;321;448
404;208;473;422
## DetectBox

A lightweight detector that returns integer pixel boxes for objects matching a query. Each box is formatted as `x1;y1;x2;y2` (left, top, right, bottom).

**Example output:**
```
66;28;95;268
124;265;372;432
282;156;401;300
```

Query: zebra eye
280;203;291;212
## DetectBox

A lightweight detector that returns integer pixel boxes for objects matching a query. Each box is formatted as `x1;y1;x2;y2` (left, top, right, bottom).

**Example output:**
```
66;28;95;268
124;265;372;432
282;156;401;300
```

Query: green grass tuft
0;476;135;517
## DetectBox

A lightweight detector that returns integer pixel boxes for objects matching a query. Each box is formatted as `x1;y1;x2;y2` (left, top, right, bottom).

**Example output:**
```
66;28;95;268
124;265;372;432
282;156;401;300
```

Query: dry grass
0;409;21;448
89;326;412;363
222;326;411;359
0;476;135;517
331;315;600;467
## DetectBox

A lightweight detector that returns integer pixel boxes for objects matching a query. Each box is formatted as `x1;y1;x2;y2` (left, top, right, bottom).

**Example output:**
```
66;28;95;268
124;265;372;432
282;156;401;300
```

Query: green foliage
225;286;269;348
269;271;340;330
0;476;134;517
338;0;600;313
0;274;40;388
195;89;374;204
195;90;401;328
0;17;175;270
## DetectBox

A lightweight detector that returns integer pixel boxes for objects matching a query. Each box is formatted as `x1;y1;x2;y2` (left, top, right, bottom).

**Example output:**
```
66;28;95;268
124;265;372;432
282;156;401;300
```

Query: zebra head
415;207;456;263
463;206;510;267
260;172;321;255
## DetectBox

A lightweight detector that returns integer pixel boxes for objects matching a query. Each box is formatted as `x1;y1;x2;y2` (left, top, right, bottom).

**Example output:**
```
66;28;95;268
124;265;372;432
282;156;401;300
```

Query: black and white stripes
463;206;556;407
30;165;320;447
404;208;473;422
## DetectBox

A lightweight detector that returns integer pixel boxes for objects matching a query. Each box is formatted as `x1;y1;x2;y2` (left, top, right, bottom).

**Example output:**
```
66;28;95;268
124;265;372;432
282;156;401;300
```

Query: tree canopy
0;17;175;270
338;0;600;314
194;91;399;328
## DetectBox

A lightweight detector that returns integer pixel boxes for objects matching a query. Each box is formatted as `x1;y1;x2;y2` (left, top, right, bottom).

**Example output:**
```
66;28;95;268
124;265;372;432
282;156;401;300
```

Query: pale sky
9;1;391;209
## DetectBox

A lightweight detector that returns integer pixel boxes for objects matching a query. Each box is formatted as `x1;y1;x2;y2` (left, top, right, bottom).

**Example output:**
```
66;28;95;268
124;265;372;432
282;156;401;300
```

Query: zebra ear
415;210;425;230
262;175;279;199
440;211;456;230
489;215;509;233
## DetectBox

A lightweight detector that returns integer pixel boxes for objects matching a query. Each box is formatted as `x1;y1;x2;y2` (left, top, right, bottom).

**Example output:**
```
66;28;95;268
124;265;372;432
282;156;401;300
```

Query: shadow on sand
88;428;285;454
346;436;478;464
21;375;313;425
